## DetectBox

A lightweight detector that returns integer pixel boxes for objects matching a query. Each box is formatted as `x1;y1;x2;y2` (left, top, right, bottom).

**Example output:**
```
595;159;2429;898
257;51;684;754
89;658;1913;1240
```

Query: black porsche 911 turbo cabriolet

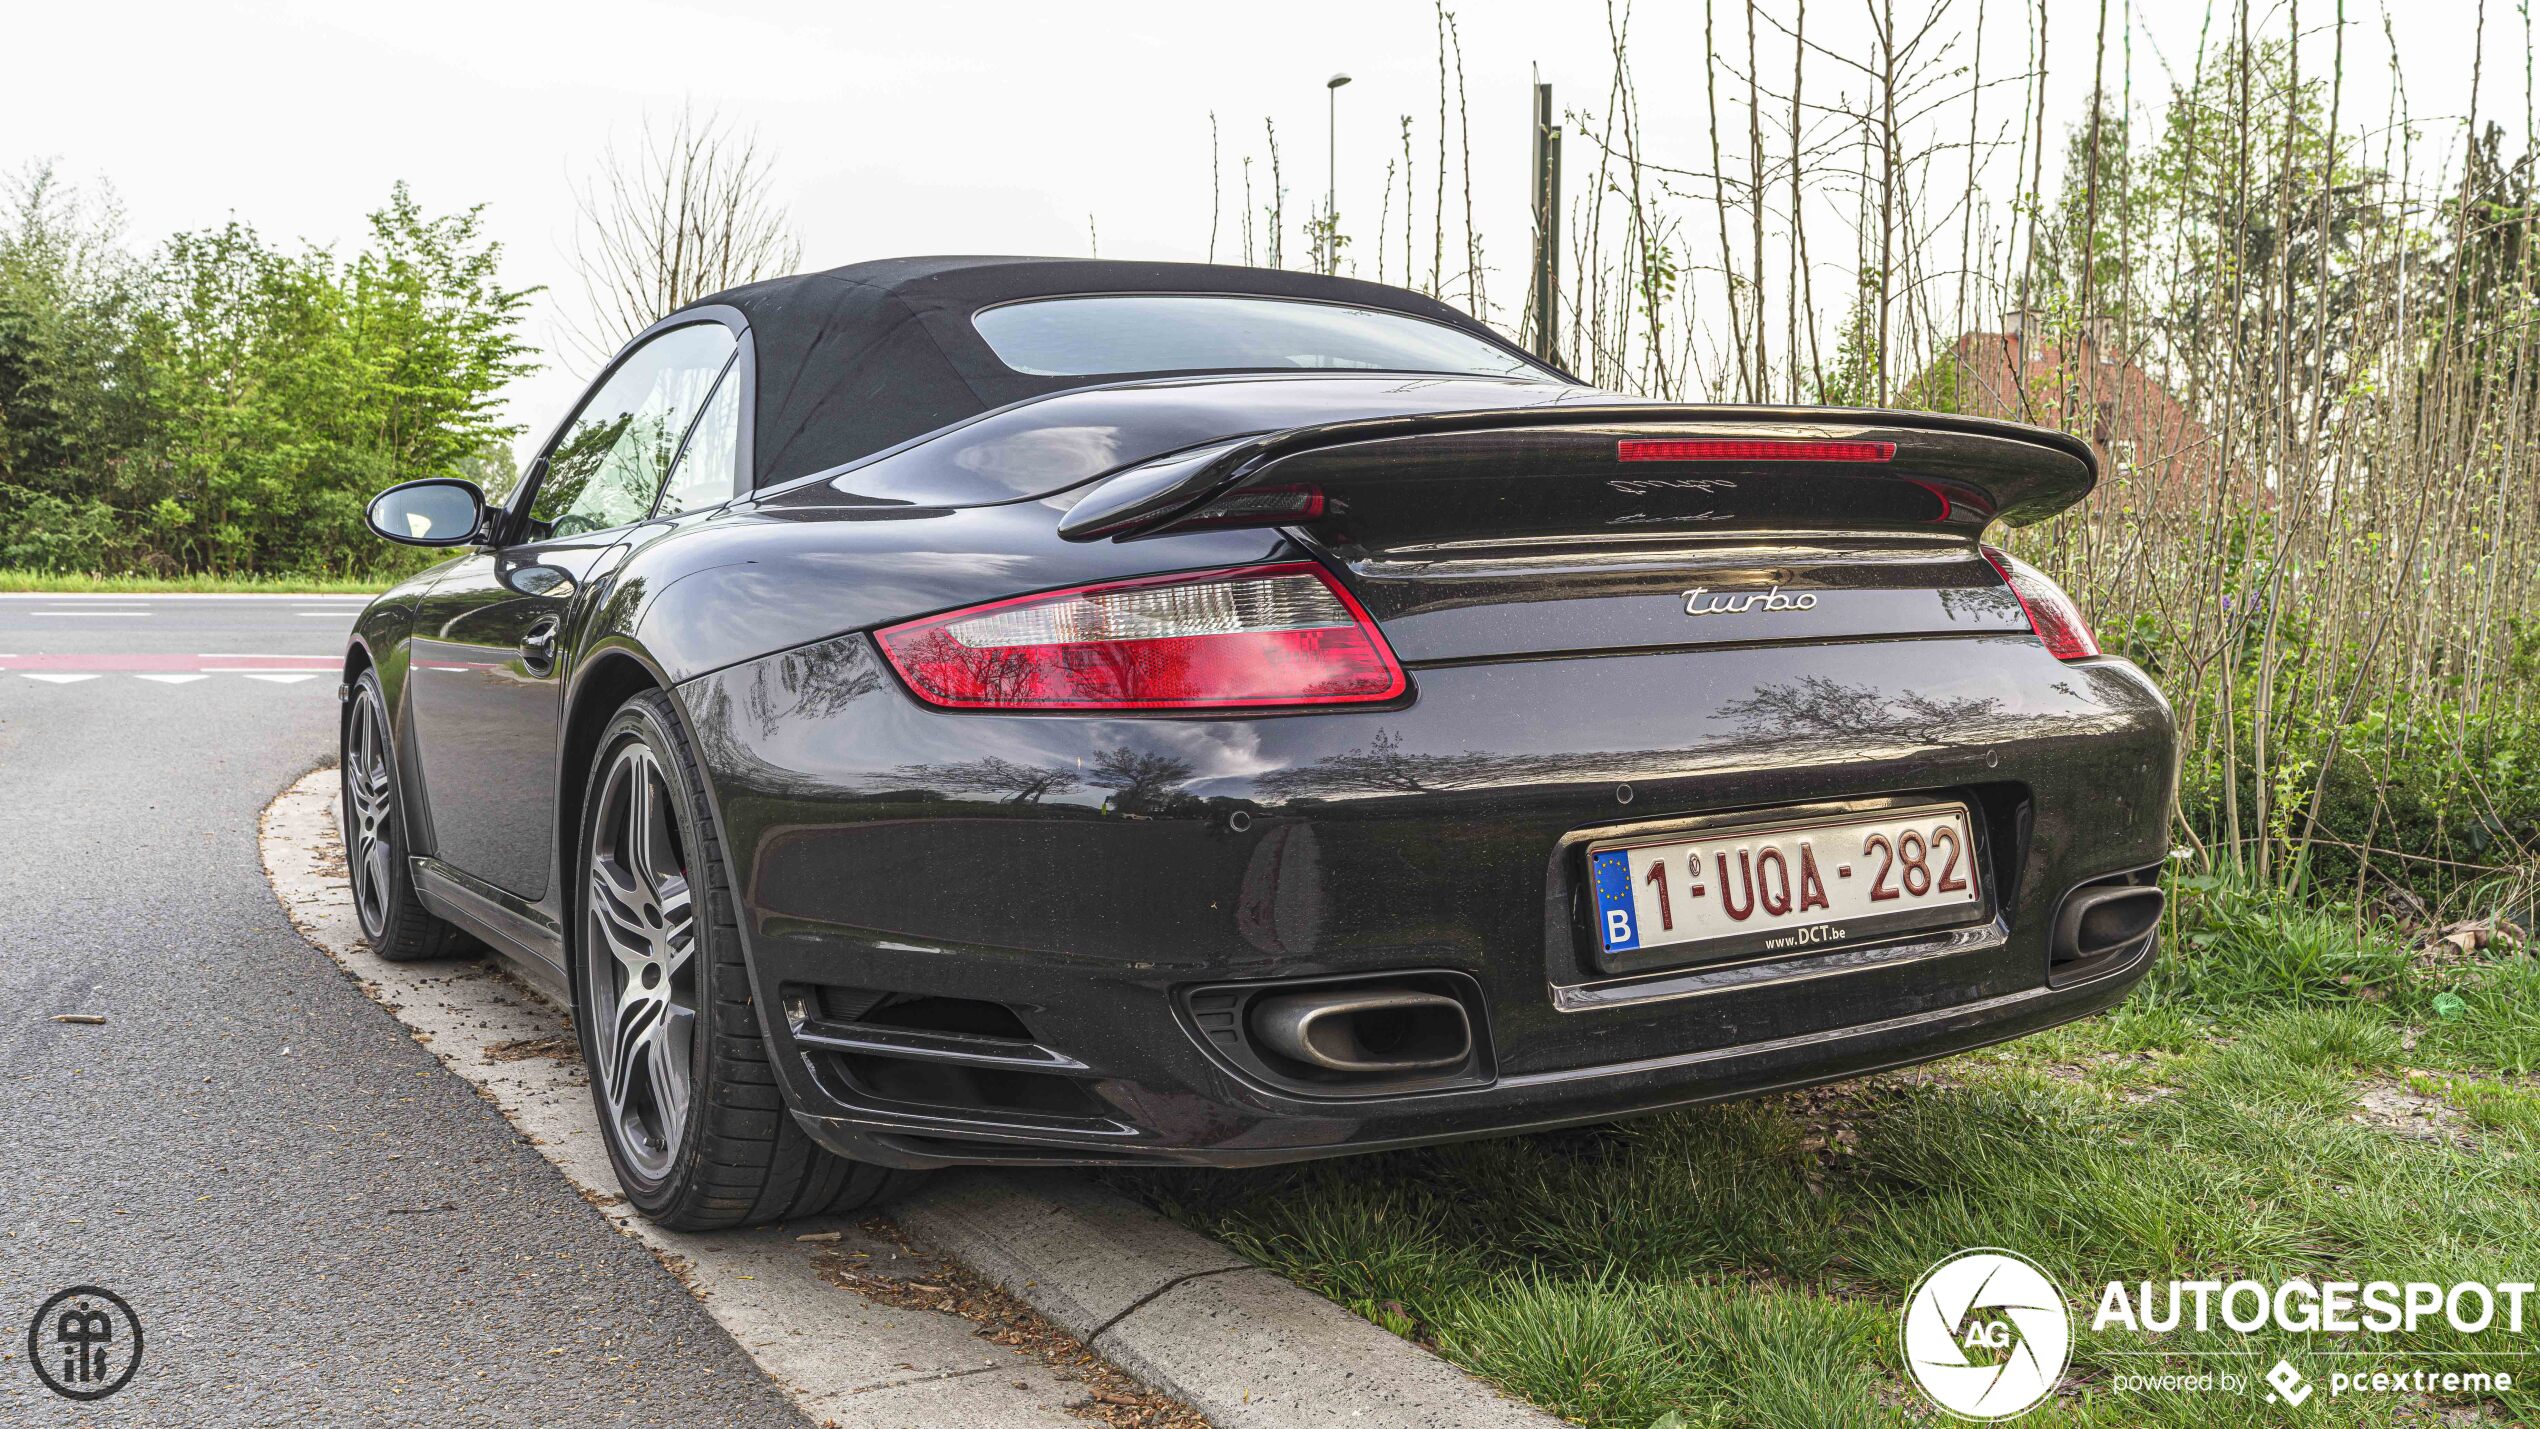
343;256;2175;1229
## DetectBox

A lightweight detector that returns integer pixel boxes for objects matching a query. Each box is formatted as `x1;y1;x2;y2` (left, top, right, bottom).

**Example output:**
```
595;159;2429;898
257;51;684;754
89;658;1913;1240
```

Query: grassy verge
0;570;388;594
1117;877;2540;1425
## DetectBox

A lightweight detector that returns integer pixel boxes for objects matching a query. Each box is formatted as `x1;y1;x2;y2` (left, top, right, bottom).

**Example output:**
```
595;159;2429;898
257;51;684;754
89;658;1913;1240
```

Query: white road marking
0;592;371;602
19;673;99;684
259;774;1093;1428
242;674;320;684
136;674;211;684
32;610;150;616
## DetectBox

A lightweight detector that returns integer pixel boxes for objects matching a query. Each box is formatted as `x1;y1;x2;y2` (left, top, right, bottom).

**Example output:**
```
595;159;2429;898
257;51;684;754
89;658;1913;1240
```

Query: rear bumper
676;631;2175;1169
792;935;2152;1168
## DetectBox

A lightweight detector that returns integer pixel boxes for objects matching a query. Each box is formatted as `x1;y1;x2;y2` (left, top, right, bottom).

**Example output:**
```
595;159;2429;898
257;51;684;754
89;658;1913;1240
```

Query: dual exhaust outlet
1249;986;1474;1075
1233;881;2164;1081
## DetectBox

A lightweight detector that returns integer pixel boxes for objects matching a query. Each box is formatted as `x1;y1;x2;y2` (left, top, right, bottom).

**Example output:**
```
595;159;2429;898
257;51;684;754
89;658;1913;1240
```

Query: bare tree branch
565;102;802;367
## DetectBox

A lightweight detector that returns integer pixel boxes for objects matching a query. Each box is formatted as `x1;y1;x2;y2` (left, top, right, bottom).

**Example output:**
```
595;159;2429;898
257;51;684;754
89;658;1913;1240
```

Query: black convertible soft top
686;256;1549;490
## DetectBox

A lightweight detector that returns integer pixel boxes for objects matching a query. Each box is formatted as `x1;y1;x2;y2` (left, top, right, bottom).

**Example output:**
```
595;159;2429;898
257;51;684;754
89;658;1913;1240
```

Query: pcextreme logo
1901;1250;2072;1420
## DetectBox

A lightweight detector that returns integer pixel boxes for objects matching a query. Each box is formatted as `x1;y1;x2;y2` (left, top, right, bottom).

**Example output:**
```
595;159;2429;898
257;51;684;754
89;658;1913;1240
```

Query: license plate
1588;804;1983;967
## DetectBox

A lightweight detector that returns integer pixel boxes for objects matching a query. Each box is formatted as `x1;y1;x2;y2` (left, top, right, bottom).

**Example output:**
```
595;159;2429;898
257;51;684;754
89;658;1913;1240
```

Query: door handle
520;617;561;674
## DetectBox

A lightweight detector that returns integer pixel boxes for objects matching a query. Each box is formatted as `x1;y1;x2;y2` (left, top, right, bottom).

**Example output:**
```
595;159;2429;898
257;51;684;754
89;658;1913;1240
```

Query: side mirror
366;478;487;547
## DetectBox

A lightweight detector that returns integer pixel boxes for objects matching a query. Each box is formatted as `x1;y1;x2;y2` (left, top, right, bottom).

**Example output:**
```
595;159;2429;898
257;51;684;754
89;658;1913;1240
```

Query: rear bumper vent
853;992;1035;1041
1183;970;1491;1098
781;985;1112;1125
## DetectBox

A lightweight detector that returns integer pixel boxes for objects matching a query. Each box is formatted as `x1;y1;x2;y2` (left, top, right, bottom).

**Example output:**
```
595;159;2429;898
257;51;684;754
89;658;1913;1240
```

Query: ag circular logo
25;1285;143;1402
1902;1249;2069;1420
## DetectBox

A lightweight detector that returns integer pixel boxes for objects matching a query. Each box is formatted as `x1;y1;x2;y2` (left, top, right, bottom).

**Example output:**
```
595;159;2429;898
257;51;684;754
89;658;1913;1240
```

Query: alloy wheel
583;740;700;1182
343;686;396;938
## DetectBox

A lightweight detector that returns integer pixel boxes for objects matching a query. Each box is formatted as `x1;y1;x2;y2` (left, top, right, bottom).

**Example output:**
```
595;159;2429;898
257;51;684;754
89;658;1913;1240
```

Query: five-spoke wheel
338;669;469;961
572;689;917;1228
343;680;397;938
582;740;700;1181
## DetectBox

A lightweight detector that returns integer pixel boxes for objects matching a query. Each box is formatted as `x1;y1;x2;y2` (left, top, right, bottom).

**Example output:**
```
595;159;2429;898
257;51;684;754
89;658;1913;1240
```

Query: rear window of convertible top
971;294;1540;380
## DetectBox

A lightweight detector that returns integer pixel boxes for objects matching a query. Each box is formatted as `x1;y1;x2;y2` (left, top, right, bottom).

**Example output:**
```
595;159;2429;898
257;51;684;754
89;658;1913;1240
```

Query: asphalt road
0;595;807;1426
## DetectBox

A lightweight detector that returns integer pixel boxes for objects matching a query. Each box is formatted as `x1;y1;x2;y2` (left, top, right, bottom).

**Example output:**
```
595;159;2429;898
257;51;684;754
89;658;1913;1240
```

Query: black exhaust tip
1250;988;1473;1074
2050;882;2164;983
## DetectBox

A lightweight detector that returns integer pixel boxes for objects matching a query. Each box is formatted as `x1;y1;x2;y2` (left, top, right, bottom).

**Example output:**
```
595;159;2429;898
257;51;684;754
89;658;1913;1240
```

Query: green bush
0;166;534;579
2145;872;2416;1012
2163;678;2540;918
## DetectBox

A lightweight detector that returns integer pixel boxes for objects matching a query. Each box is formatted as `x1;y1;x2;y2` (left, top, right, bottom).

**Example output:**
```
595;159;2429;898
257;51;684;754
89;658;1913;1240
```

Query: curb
899;1174;1561;1429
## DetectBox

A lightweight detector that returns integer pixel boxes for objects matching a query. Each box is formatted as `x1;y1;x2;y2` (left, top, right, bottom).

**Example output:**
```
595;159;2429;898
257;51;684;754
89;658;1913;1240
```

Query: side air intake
781;986;1113;1125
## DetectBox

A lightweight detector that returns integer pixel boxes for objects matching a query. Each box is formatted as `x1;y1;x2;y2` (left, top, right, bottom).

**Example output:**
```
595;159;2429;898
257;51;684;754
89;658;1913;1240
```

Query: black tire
342;668;471;962
572;688;920;1230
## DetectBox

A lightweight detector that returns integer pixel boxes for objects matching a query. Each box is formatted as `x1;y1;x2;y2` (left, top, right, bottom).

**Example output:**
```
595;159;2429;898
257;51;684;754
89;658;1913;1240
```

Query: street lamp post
1325;72;1351;273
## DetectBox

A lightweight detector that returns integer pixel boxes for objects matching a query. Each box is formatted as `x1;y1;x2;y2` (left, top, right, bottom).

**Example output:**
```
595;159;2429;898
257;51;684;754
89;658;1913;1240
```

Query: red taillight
875;562;1407;711
1982;545;2100;661
1618;438;1896;463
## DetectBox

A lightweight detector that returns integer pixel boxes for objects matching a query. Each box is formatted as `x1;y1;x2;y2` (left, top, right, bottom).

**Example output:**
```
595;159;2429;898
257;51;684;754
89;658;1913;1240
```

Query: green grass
0;569;388;594
1117;876;2540;1425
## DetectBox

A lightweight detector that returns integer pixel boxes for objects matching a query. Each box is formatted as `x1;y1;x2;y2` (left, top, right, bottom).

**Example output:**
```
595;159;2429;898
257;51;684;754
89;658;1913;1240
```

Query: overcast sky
8;0;2523;454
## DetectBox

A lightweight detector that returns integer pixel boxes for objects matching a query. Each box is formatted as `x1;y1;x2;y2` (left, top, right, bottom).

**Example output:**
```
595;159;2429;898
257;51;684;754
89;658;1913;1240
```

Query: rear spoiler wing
1055;405;2097;546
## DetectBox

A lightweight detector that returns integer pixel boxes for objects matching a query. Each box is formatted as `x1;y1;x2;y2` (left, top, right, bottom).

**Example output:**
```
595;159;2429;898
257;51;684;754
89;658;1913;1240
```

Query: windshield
972;295;1544;380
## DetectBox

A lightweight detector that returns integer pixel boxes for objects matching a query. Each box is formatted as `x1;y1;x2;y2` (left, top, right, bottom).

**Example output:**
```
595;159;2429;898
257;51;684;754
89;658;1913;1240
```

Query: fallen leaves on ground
819;1219;1210;1429
480;1034;578;1063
